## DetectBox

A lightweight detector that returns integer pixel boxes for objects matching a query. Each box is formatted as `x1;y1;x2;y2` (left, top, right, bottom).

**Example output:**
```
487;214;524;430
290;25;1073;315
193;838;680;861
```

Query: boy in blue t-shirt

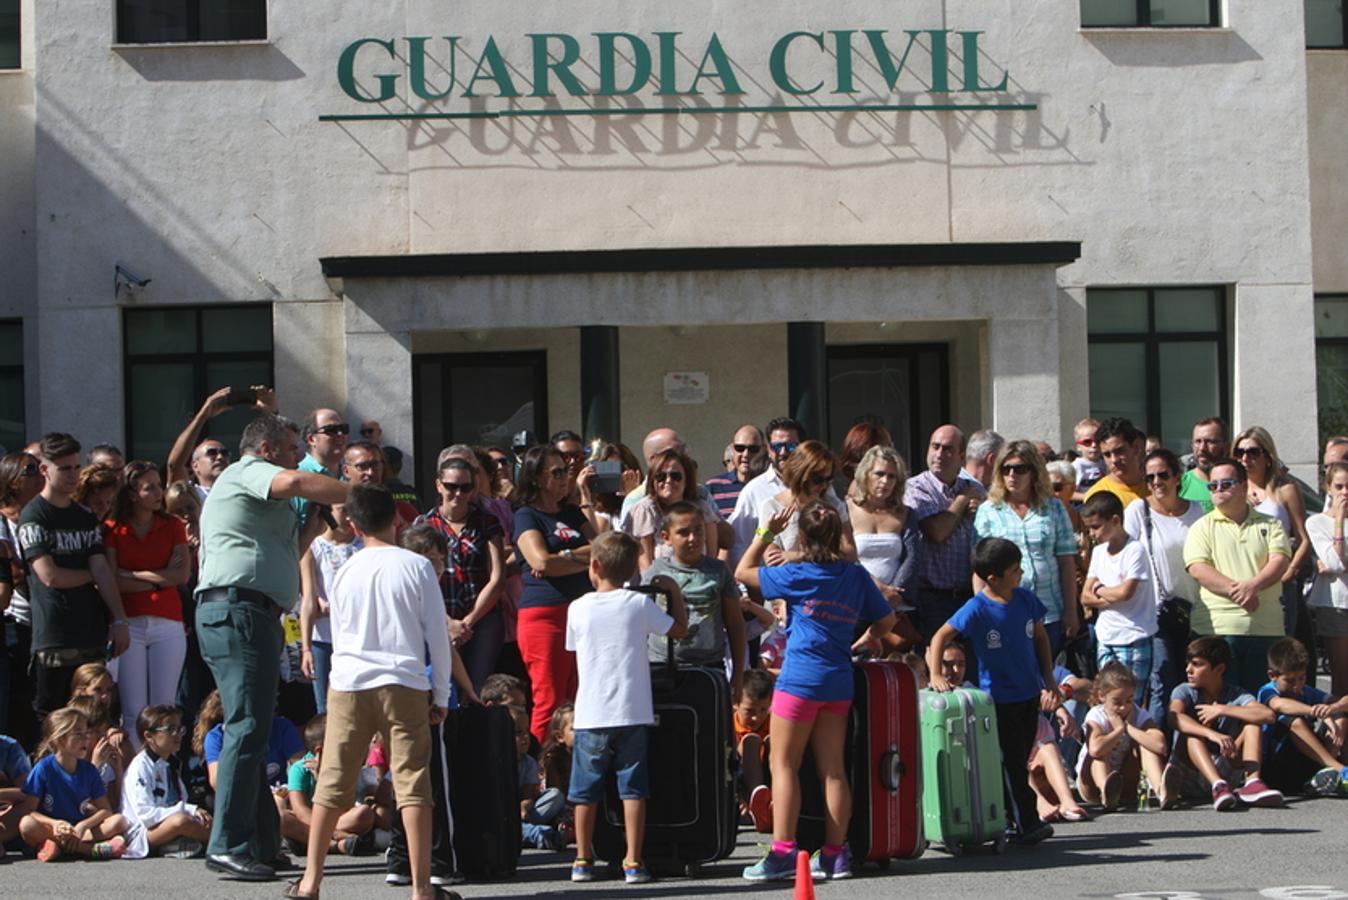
1257;637;1348;795
1;733;37;846
928;537;1061;846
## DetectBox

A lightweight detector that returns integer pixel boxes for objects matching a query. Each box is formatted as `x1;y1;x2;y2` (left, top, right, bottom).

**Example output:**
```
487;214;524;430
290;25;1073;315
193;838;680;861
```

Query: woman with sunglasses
1122;449;1204;727
627;448;720;572
513;445;598;743
419;457;505;690
1233;427;1311;638
103;461;191;749
758;441;855;562
973;441;1079;654
0;451;43;743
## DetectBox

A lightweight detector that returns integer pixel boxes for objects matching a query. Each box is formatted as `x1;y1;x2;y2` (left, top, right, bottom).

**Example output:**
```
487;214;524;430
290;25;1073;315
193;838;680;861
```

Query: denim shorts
567;725;650;804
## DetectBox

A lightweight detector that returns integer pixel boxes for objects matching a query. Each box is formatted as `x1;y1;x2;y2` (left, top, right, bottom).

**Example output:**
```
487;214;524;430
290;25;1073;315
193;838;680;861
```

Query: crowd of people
1;384;1347;897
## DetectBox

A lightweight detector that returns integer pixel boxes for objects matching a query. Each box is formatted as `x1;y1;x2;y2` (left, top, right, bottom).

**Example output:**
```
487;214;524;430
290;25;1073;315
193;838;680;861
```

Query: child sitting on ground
1075;663;1168;810
641;502;746;695
0;731;37;847
121;704;211;857
735;668;774;833
539;704;575;846
66;694;129;813
286;714;377;855
509;705;565;851
566;531;688;885
1256;637;1348;795
929;538;1061;846
1166;636;1282;810
481;673;528;710
19;707;131;860
1081;493;1156;702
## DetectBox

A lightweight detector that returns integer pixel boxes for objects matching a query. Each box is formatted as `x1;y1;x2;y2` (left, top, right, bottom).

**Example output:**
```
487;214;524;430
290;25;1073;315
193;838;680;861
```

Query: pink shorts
771;690;851;723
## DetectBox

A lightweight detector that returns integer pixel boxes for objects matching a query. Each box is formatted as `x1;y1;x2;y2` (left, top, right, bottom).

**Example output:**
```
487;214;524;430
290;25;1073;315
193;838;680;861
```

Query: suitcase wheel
684;862;702;878
945;842;964;857
875;858;891;872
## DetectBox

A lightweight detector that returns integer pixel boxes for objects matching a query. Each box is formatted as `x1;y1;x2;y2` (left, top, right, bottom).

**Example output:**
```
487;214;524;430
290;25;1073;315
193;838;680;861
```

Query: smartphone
591;460;623;494
225;387;257;407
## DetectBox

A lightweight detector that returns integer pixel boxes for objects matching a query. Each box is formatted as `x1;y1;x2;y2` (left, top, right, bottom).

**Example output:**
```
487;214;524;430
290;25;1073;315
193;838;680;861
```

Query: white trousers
117;615;188;750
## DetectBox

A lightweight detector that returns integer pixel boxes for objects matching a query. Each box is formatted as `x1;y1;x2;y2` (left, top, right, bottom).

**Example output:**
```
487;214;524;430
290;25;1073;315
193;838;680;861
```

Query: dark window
412;351;548;504
0;320;25;453
0;0;18;69
1081;0;1222;27
1315;296;1348;450
1087;287;1228;453
116;0;266;44
1307;0;1347;48
123;305;273;464
825;343;950;473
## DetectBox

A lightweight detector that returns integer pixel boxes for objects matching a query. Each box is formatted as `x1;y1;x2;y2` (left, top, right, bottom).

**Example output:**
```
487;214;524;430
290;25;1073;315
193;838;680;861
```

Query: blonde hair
849;445;908;508
193;690;225;758
986;440;1054;509
35;707;91;760
70;662;113;700
1233;426;1288;489
165;479;202;521
1074;418;1099;435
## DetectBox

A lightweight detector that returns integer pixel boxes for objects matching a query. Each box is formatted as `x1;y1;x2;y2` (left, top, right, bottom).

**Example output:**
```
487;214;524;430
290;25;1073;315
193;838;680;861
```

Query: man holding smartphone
195;413;350;881
166;385;278;501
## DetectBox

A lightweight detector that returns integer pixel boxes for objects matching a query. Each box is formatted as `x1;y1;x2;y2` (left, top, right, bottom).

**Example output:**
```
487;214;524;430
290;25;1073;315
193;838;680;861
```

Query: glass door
826;343;950;472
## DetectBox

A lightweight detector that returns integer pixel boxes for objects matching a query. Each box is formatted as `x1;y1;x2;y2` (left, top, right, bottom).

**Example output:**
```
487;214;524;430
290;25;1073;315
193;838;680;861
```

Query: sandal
430;889;462;900
282;879;319;899
1060;807;1090;822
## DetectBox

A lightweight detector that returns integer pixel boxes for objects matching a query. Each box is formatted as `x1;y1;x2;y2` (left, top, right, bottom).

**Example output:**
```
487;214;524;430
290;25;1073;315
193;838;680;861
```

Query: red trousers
517;603;578;743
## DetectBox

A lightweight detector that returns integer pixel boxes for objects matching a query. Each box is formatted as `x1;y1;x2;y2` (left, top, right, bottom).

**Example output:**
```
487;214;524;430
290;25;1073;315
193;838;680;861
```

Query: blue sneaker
1340;767;1348;794
742;850;795;881
571;857;595;882
623;861;652;884
811;845;853;880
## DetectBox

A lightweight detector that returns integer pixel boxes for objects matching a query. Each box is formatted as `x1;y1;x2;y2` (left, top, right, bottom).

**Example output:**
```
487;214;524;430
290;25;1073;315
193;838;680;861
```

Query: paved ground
8;794;1348;900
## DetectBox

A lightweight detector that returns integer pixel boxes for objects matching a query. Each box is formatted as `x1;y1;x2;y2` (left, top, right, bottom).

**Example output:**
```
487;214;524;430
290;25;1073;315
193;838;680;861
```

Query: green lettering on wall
687;34;745;95
463;36;521;98
831;30;857;94
959;31;1009;92
529;33;589;97
337;38;400;103
654;32;682;95
406;37;458;102
770;31;825;96
595;33;652;96
862;30;925;92
928;29;951;93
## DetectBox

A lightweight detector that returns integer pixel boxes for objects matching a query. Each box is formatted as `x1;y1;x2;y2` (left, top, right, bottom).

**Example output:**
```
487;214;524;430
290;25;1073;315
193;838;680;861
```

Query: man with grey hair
962;429;1005;489
196;413;351;881
166;385;278;501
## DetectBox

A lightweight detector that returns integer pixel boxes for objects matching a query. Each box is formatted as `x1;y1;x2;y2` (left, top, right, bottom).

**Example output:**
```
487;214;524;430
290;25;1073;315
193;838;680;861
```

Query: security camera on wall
115;263;151;295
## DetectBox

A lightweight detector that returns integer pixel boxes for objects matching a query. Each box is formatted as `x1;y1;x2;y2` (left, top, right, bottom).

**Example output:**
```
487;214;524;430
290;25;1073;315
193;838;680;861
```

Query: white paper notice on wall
663;371;710;405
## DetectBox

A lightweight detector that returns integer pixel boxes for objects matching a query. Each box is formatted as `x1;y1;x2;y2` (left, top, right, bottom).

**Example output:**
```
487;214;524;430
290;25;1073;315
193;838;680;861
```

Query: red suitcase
797;659;924;868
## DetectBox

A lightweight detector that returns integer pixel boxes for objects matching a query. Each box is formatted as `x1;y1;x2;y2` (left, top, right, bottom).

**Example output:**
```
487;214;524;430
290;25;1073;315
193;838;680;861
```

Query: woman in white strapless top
847;445;920;612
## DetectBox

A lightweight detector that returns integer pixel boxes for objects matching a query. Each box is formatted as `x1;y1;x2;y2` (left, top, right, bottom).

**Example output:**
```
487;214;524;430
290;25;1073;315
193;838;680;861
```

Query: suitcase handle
631;583;677;676
879;745;906;792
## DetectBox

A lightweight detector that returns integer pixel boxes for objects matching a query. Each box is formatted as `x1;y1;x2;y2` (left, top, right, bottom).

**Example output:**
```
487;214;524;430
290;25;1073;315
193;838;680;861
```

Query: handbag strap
1140;501;1166;600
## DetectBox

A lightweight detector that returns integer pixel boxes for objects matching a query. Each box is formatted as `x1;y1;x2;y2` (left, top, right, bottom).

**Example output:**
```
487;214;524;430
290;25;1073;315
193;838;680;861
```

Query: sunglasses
1076;437;1097;447
808;472;833;486
1050;481;1065;491
547;466;569;479
349;460;380;472
654;471;685;484
770;441;799;455
1000;463;1033;476
733;444;762;454
316;424;350;437
1234;446;1265;458
559;450;589;463
440;481;474;494
1144;471;1173;483
360;427;378;437
20;464;40;476
148;725;187;736
1207;478;1242;492
201;447;229;459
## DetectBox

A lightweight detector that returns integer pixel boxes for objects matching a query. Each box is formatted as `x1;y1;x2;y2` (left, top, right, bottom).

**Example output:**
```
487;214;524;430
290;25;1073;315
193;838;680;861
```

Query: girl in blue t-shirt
19;707;131;860
735;499;895;883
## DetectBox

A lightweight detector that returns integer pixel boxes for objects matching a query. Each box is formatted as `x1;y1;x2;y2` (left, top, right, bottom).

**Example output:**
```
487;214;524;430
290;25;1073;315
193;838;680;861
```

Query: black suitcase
443;704;521;879
593;592;737;876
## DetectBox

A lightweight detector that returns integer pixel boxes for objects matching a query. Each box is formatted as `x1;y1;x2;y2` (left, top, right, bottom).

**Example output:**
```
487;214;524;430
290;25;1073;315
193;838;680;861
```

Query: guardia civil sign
322;27;1032;122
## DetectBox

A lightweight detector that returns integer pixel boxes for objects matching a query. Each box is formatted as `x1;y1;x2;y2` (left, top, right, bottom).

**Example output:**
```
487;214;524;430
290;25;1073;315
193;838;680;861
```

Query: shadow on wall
113;43;306;82
1082;30;1264;67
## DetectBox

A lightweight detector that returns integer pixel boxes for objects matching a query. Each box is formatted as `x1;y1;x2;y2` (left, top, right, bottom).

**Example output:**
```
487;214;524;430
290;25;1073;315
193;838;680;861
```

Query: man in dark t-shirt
17;432;128;718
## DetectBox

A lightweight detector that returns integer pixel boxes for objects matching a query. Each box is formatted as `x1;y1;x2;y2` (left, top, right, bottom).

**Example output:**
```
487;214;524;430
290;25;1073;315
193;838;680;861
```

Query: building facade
1;0;1344;494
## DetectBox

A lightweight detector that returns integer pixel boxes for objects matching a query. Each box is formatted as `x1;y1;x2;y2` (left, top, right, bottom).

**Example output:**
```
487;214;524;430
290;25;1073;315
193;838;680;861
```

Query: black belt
198;586;284;616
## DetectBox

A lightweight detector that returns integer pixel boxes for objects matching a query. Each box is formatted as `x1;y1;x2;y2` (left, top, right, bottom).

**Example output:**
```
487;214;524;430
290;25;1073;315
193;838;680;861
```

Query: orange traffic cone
793;849;816;900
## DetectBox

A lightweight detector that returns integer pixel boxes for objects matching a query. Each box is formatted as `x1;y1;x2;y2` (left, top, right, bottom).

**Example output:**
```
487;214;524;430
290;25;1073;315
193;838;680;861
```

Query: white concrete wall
11;0;1319;465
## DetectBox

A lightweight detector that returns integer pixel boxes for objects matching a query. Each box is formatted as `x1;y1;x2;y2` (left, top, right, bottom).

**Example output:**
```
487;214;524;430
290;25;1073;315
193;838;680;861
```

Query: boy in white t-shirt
566;532;688;886
1081;492;1157;703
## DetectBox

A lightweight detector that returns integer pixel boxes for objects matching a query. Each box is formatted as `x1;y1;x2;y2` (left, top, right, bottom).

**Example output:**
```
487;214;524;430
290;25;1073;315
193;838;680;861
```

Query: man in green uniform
196;413;349;881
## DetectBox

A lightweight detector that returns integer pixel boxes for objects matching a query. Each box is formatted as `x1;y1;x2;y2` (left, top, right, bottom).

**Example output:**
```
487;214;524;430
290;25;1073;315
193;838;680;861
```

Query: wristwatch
561;548;575;561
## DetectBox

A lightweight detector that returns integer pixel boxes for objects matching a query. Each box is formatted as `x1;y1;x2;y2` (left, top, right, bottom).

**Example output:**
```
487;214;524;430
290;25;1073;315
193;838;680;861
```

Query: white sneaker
385;871;411;886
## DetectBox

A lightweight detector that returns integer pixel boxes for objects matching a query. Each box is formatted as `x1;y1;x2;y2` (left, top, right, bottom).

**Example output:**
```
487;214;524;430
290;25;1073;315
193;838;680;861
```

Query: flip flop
1060;807;1090;822
282;879;319;899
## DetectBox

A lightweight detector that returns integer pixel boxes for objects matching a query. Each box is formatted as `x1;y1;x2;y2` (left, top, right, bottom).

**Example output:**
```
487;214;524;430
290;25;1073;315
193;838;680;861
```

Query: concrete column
1056;286;1090;449
580;325;620;444
1233;283;1318;480
985;313;1064;444
345;327;413;466
787;322;827;442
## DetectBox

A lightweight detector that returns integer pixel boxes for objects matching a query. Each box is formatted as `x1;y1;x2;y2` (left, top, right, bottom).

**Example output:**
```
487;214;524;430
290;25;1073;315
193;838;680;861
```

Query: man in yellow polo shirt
1084;417;1149;508
1183;458;1290;692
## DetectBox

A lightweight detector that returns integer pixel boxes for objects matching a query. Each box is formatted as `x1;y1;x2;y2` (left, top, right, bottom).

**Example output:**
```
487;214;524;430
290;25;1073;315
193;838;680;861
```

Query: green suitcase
918;687;1008;855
